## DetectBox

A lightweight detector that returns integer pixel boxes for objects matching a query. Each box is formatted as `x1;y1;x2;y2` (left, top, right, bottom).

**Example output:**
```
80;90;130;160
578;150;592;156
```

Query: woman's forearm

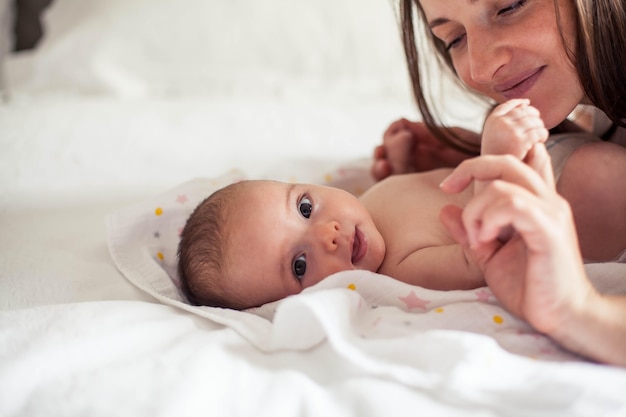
551;292;626;366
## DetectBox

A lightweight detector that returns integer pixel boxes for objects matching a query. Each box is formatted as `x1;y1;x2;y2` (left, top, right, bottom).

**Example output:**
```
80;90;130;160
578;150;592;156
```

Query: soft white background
0;0;486;208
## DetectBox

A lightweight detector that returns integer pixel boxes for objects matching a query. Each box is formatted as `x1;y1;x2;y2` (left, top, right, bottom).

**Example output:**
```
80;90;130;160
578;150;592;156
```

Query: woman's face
420;0;584;129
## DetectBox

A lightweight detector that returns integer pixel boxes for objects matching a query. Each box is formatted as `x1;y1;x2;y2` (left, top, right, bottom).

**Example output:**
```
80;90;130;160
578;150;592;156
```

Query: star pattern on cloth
475;289;493;302
398;291;430;310
176;194;189;204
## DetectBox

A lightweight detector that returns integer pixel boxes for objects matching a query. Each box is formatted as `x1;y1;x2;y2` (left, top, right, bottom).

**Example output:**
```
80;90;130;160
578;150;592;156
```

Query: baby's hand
477;99;549;242
481;99;549;161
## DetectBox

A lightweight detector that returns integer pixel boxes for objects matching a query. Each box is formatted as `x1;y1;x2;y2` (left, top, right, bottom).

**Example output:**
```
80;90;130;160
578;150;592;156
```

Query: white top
571;105;626;146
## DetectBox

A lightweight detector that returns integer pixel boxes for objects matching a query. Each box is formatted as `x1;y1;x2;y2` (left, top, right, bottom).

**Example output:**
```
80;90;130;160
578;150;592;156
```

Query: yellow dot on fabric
347;283;357;290
435;308;444;313
157;252;164;261
493;315;504;324
324;174;333;183
155;207;163;216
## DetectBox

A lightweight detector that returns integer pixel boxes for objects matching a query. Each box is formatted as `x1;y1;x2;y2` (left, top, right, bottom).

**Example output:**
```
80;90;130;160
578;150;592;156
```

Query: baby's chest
376;203;455;251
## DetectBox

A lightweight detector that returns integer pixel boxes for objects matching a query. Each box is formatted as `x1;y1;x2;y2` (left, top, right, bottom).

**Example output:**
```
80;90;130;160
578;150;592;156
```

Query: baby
178;100;626;309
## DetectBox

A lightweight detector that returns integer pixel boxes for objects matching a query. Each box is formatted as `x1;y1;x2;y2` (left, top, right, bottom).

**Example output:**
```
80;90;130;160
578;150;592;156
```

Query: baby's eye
292;255;307;279
298;195;313;219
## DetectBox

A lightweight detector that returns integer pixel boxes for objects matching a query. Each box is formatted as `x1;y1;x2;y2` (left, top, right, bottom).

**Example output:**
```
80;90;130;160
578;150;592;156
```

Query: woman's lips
351;227;367;265
495;66;545;100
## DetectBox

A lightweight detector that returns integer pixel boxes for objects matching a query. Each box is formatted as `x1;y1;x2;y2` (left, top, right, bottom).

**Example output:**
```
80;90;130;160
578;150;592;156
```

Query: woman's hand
441;144;626;366
371;119;477;181
441;144;626;363
439;146;626;366
440;145;587;331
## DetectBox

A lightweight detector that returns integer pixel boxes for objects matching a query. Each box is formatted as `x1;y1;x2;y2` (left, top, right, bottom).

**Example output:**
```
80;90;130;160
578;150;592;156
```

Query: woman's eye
498;0;527;16
298;195;313;219
292;255;307;279
445;35;464;51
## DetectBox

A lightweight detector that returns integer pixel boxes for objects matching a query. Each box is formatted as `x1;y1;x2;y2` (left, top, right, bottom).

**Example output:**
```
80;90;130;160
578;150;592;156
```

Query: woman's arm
439;147;626;366
554;292;626;366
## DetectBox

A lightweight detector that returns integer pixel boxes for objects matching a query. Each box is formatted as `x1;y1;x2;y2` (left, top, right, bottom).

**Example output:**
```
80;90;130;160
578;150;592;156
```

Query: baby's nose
315;221;341;251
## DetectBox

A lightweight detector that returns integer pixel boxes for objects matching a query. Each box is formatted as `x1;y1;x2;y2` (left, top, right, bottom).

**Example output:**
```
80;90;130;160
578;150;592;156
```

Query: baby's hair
177;181;248;309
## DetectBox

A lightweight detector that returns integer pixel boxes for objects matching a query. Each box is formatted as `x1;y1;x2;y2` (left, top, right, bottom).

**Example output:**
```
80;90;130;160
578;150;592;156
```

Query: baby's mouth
351;227;367;265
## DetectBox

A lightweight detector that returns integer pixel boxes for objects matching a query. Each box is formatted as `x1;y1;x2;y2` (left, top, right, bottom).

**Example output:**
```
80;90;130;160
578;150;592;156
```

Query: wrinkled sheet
3;289;626;417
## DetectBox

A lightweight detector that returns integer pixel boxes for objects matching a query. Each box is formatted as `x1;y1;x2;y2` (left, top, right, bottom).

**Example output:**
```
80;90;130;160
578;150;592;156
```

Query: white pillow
5;0;409;99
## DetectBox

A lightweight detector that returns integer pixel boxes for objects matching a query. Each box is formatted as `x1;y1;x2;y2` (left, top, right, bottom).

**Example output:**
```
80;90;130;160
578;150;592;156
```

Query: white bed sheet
1;0;626;416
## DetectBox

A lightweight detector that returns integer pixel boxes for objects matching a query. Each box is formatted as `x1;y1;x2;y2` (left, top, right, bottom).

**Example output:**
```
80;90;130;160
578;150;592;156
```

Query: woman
374;0;626;366
372;0;625;179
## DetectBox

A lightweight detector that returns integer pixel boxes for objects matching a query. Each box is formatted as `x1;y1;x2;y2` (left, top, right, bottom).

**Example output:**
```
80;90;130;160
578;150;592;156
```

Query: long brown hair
399;0;626;153
572;0;626;127
399;0;481;155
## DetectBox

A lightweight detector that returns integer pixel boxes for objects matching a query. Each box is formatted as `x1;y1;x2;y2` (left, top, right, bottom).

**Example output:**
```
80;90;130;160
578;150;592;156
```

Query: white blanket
3;278;626;416
105;167;619;362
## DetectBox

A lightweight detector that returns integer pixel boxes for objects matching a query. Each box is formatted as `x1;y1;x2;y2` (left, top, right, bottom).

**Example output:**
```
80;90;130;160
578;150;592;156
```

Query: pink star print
475;289;493;302
176;194;189;204
398;291;430;310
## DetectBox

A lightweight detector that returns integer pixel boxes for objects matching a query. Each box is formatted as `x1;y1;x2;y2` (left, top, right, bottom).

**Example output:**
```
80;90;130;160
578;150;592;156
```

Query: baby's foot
371;119;418;181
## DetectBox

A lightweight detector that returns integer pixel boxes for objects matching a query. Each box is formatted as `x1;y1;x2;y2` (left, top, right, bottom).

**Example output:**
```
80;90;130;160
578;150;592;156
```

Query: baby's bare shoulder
364;168;453;198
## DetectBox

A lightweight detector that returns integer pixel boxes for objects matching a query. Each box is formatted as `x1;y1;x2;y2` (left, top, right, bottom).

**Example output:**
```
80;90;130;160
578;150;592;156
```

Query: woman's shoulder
569;105;626;147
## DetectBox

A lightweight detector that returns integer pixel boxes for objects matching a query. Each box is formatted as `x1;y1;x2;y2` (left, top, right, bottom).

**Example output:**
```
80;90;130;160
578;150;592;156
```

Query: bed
2;0;626;416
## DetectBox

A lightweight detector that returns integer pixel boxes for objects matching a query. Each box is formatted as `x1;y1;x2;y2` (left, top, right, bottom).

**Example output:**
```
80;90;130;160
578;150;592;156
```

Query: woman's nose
467;30;509;84
314;221;341;251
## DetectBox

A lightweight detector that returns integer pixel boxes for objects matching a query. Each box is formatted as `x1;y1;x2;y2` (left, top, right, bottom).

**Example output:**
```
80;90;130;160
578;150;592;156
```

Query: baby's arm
388;244;484;291
476;99;550;241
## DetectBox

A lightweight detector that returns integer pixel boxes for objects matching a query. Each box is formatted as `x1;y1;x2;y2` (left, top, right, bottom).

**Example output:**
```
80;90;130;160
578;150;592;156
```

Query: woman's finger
475;183;547;245
525;143;555;189
440;204;503;268
440;154;549;196
462;179;570;254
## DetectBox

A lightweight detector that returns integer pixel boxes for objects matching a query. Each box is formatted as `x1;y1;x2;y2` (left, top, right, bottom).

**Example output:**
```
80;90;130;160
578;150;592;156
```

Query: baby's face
226;181;386;308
